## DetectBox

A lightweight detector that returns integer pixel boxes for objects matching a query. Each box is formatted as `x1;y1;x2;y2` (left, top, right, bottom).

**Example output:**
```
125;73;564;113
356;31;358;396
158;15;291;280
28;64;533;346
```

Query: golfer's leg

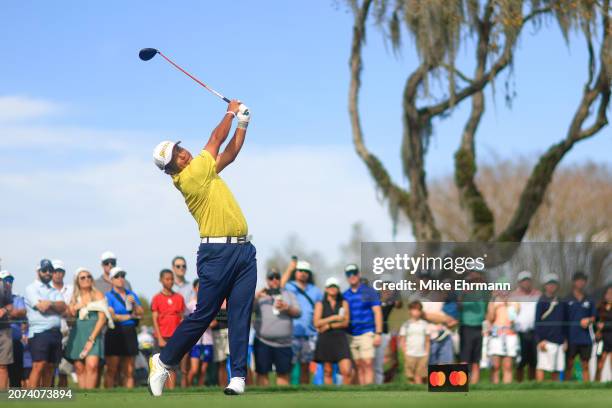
226;244;257;378
160;246;232;366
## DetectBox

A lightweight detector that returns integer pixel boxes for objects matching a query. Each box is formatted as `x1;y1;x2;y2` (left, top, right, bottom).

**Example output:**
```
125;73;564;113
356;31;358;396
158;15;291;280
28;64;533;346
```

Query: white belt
201;236;249;244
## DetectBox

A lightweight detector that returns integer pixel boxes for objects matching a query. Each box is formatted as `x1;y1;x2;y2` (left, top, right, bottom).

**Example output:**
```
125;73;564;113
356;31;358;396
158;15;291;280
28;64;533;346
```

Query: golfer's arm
205;113;234;159
216;127;246;174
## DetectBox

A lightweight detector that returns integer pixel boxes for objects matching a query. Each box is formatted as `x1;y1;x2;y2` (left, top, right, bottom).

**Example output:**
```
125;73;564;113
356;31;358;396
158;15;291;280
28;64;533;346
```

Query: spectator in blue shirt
535;273;567;382
281;258;322;384
24;259;67;388
0;270;15;390
343;264;382;385
104;267;143;389
565;271;596;382
1;271;27;388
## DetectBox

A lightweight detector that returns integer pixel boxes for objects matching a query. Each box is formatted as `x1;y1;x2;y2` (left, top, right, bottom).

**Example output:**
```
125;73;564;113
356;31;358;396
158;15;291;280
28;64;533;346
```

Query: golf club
139;48;231;103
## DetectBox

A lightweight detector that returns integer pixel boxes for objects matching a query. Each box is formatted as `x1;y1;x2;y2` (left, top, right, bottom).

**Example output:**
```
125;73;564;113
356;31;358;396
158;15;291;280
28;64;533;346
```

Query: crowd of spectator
0;253;610;390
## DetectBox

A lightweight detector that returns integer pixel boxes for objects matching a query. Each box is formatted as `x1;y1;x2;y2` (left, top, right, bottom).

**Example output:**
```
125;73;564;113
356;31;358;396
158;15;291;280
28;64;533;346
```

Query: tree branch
348;0;412;219
497;1;611;242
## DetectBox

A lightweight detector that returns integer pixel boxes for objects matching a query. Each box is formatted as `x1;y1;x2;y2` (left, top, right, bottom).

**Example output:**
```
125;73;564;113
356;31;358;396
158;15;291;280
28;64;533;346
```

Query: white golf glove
237;104;250;129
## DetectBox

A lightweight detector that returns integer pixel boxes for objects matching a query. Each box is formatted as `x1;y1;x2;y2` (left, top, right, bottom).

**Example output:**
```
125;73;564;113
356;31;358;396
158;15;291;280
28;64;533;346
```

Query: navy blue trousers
160;242;257;378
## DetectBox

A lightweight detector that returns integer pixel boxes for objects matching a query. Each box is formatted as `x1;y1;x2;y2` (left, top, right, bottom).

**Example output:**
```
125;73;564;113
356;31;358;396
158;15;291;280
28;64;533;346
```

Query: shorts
459;325;482;364
212;328;229;363
536;341;565;372
30;328;62;364
253;337;292;375
518;331;537;368
404;355;428;380
487;333;518;357
348;332;376;361
292;336;316;364
190;344;213;363
0;328;14;365
567;344;592;362
104;325;139;356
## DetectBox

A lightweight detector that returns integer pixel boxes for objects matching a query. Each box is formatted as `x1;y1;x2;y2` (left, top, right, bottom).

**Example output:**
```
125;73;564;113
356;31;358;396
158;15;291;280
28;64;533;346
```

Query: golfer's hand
538;341;547;352
237;104;250;129
228;100;241;114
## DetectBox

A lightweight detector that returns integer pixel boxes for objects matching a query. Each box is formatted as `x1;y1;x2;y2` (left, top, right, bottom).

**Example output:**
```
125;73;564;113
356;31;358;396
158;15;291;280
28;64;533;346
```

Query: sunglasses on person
39;268;53;274
267;274;281;281
174;264;187;269
345;270;359;277
79;274;93;281
113;272;126;279
103;259;117;267
2;277;14;284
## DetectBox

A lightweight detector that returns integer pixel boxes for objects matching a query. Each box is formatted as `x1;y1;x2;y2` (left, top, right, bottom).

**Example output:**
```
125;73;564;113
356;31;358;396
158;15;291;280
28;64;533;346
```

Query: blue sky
1;1;610;297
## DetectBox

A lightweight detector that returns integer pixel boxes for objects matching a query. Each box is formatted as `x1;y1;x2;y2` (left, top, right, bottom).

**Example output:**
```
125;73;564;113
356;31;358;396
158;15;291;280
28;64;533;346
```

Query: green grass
6;383;612;408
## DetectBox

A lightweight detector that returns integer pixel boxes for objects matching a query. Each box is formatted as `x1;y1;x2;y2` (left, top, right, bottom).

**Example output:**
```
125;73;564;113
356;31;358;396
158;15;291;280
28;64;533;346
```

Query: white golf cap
517;271;532;282
100;251;116;262
296;260;312;272
325;277;340;288
0;270;12;279
109;266;126;279
153;140;181;171
542;273;560;284
52;259;65;271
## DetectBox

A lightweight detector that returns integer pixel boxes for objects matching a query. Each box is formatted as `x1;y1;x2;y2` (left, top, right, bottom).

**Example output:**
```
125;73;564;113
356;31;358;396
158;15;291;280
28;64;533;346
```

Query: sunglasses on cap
267;274;281;280
103;259;117;267
113;272;126;279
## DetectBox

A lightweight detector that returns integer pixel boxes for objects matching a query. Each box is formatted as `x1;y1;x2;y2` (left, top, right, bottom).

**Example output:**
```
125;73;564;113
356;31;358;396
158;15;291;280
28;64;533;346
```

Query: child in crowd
151;269;185;389
399;301;431;384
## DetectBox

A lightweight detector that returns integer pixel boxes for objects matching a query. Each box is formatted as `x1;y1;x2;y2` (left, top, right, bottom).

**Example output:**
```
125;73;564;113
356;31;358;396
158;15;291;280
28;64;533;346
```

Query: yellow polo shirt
172;149;248;237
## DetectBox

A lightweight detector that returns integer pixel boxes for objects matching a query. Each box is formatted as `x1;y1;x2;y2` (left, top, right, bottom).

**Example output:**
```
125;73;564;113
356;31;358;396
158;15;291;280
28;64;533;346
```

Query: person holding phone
104;267;143;388
253;269;301;386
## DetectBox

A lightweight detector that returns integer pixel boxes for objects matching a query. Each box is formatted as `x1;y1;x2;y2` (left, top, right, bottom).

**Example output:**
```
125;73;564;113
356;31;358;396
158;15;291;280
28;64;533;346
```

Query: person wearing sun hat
280;258;323;384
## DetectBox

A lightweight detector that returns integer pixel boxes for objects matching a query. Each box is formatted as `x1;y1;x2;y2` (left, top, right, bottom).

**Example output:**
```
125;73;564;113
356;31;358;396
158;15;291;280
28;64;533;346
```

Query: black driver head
139;48;158;61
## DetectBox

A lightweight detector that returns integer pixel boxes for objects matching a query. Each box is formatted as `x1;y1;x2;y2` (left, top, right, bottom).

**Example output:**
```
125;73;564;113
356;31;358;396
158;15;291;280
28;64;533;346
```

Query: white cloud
0;95;62;123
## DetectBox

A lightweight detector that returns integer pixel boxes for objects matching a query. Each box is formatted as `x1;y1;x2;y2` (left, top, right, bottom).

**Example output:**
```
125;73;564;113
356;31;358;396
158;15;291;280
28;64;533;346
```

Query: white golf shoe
147;353;169;397
224;377;246;395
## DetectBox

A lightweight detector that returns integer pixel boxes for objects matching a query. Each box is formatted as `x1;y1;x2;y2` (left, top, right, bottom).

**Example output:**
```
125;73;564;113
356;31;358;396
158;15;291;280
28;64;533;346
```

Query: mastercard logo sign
429;370;467;387
429;371;446;387
449;371;468;386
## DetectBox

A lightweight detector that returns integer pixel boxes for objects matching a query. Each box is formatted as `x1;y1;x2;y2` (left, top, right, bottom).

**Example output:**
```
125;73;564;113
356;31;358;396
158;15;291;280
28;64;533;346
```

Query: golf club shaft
157;51;231;103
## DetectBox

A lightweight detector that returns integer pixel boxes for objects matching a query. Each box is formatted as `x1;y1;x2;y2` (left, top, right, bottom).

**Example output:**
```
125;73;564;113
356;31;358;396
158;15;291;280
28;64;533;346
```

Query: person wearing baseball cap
534;273;567;382
94;251;132;294
252;268;301;387
565;271;596;382
24;259;67;388
343;264;382;385
148;99;255;397
280;258;323;384
510;271;541;382
313;277;352;385
0;271;27;388
0;270;14;390
48;259;73;388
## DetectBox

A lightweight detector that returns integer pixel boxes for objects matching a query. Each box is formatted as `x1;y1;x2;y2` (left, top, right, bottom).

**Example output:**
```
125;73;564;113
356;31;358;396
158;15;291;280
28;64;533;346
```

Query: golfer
148;100;255;396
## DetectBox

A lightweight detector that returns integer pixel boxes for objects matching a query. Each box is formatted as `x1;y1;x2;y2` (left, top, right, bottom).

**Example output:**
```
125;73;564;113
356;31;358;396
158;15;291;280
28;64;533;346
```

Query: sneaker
223;377;245;395
148;353;169;397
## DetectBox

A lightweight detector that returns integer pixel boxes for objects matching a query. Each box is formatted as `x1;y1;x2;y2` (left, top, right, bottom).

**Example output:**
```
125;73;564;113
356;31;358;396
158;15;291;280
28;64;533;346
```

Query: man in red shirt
151;269;185;389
